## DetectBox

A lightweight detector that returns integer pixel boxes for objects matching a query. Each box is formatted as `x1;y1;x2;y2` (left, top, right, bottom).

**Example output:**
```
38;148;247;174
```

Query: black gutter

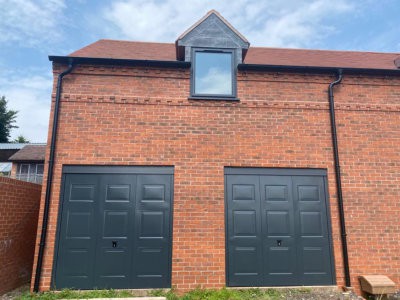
33;60;75;292
49;56;400;75
328;70;351;288
239;63;400;76
49;55;191;69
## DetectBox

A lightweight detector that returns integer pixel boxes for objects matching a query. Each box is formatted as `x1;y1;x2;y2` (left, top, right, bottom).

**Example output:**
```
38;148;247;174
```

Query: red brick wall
31;63;400;293
0;177;41;295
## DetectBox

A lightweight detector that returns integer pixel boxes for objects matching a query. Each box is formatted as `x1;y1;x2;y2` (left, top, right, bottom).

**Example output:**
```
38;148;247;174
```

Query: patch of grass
150;288;180;300
16;288;136;300
17;287;313;300
152;287;294;300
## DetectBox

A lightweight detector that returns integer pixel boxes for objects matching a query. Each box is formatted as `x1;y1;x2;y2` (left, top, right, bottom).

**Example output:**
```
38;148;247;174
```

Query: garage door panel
299;211;323;236
265;185;288;202
91;175;134;288
233;211;257;236
69;184;96;202
233;184;256;201
133;245;169;288
55;168;173;289
293;176;333;285
302;247;326;273
232;246;260;274
133;247;169;288
264;245;297;285
301;245;333;285
227;175;263;286
266;246;295;273
102;211;129;238
65;211;93;238
229;245;263;286
266;211;291;236
105;184;131;202
134;174;172;287
142;184;166;201
261;176;294;239
297;185;320;202
227;170;334;287
56;249;92;289
55;174;99;289
60;249;91;277
96;248;130;286
137;178;170;209
139;211;165;239
260;176;297;284
136;175;171;242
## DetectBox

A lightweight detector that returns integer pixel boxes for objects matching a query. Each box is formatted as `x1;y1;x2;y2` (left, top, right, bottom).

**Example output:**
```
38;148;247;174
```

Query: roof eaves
49;56;191;69
8;158;45;162
238;63;400;76
48;56;400;75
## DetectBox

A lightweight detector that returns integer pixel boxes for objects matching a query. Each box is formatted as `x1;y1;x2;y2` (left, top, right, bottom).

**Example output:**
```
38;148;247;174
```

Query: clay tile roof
8;145;46;162
245;47;399;70
68;39;400;70
69;40;176;61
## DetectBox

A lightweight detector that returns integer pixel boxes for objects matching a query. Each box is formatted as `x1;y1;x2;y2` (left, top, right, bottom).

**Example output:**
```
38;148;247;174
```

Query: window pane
20;164;29;174
36;164;44;175
36;175;43;184
194;52;232;95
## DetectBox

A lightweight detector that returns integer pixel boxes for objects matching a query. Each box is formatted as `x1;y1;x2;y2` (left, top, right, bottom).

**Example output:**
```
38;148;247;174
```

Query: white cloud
196;68;232;95
0;70;53;142
0;0;66;48
246;1;353;47
98;0;354;48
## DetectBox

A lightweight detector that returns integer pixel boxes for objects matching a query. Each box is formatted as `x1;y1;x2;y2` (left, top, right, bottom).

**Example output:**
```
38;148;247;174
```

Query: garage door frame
224;167;336;287
51;165;174;289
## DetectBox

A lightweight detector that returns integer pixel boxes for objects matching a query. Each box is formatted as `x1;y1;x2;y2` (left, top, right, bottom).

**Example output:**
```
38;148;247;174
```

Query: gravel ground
0;284;29;300
275;289;364;300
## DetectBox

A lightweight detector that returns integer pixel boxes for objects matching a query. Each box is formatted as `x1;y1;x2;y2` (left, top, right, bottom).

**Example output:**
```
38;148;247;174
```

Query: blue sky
1;0;399;142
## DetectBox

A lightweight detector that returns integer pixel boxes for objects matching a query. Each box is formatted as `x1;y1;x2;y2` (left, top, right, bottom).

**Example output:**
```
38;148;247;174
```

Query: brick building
31;11;399;294
9;144;46;184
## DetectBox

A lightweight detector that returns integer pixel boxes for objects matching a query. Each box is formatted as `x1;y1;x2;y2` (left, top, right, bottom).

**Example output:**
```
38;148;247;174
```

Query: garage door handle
112;241;118;248
277;240;282;246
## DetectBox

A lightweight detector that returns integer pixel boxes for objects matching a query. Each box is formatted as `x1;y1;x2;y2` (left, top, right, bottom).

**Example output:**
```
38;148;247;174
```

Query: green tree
13;135;29;143
0;96;18;143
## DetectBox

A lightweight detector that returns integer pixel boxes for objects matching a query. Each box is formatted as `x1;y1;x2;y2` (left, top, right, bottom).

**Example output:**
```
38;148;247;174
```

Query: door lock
112;241;118;248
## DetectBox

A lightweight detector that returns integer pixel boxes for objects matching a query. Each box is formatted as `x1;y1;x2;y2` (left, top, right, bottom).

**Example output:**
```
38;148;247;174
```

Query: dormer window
176;10;249;101
192;49;235;98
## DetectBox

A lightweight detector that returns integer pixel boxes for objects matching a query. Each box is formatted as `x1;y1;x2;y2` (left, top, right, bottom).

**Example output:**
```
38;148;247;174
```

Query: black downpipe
328;70;351;287
33;61;75;292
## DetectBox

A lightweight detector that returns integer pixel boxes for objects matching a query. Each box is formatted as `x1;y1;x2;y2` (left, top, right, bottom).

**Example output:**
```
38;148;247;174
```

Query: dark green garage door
54;166;173;289
225;168;335;287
